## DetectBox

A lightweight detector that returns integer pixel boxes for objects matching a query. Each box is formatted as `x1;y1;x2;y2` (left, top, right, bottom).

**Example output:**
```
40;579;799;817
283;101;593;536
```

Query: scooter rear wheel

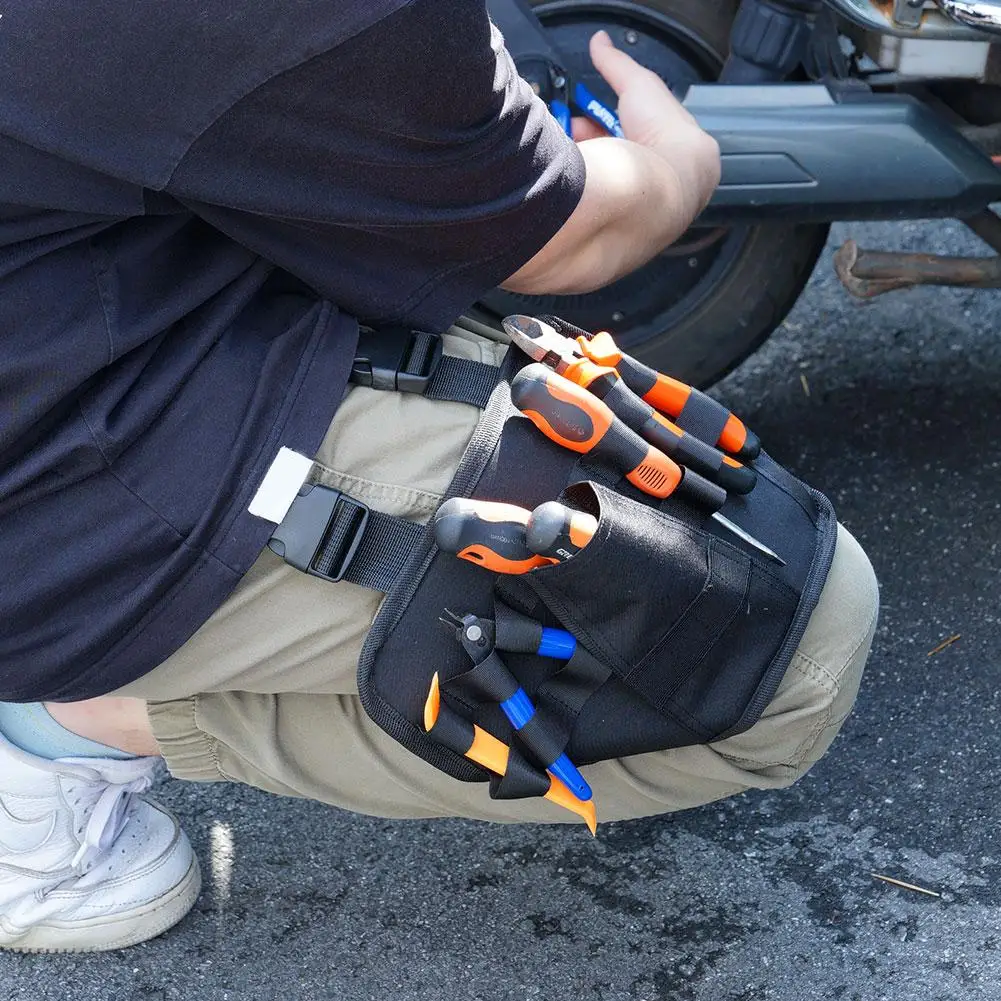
481;0;830;388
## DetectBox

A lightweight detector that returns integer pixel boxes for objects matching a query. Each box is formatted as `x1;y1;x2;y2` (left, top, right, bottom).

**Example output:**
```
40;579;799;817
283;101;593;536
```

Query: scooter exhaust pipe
688;83;1001;225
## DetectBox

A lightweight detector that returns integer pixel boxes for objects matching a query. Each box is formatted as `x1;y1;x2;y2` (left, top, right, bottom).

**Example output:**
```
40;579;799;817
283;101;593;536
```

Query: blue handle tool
537;627;577;660
573;82;625;138
499;688;593;802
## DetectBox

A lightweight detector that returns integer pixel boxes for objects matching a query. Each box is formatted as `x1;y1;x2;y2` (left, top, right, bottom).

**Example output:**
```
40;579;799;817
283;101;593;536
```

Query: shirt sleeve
165;0;586;331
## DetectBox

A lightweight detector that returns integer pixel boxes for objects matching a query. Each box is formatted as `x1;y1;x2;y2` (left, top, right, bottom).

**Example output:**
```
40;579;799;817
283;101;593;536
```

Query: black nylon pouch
356;348;838;786
495;481;799;760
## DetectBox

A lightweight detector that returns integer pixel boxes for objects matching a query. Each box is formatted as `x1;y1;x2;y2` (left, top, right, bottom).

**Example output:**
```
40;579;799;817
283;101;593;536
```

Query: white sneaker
0;733;200;952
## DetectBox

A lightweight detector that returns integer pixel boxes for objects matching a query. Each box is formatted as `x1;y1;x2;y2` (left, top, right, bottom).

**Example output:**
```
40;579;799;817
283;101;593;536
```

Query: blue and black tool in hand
485;0;623;139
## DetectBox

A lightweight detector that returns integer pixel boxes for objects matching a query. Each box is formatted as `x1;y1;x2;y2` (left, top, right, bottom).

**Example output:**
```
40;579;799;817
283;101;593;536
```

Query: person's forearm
502;134;719;296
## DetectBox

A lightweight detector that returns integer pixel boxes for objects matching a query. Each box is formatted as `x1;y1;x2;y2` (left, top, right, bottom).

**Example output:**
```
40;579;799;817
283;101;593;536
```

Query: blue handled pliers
439;608;591;803
486;0;624;139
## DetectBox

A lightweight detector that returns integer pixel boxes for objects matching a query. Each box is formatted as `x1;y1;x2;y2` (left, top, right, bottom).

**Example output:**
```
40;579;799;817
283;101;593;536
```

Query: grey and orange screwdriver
434;498;556;574
435;497;596;571
504;315;756;494
538;315;762;461
511;363;683;500
526;501;597;562
511;364;784;564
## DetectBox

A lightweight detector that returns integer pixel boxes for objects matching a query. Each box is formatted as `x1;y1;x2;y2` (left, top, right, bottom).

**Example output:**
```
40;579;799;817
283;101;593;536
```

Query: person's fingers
572;116;608;142
589;29;697;128
589;30;657;97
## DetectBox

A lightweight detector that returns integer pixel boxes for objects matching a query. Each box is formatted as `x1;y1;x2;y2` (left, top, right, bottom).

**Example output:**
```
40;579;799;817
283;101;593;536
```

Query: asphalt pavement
4;220;1001;1001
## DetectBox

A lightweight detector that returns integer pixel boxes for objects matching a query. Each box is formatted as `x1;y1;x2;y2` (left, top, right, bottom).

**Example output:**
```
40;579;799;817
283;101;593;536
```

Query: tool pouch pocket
355;343;837;787
494;480;800;762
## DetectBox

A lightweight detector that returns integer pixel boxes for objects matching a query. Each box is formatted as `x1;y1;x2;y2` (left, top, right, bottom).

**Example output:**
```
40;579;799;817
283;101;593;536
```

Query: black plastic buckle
350;327;443;394
267;484;370;583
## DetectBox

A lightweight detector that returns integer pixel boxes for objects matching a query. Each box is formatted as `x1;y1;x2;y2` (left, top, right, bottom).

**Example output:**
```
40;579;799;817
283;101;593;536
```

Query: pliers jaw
439;609;496;662
502;314;582;372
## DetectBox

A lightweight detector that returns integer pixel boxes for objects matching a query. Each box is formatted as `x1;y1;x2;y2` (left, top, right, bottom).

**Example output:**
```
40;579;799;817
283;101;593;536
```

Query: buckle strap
266;481;425;592
423;355;500;409
267;484;370;582
351;327;443;394
351;327;501;409
340;511;426;594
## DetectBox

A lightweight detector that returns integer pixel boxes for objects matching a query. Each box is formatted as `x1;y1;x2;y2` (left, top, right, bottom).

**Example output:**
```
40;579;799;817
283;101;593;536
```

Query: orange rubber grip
578;332;757;459
511;365;682;500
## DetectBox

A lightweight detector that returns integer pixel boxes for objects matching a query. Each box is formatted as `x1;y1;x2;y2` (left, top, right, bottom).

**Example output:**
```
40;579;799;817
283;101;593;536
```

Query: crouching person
0;2;877;953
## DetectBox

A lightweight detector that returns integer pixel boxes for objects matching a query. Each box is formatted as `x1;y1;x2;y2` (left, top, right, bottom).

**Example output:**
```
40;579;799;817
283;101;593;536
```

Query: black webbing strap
530;643;612;755
676;469;727;513
423;353;501;409
269;480;429;593
424;678;552;800
492;747;553;801
339;511;427;594
324;328;503;591
446;648;520;705
443;646;568;773
675;389;731;448
351;327;502;409
492;596;614;772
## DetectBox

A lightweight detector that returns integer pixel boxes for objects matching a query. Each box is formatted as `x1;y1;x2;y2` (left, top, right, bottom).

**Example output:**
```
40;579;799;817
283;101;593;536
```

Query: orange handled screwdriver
424;673;597;834
503;315;755;494
537;316;761;461
434;498;556;574
511;365;785;564
526;501;597;561
510;364;683;500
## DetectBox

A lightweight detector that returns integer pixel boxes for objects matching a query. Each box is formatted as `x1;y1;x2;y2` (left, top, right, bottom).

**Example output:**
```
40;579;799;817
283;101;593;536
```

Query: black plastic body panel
687;84;1001;224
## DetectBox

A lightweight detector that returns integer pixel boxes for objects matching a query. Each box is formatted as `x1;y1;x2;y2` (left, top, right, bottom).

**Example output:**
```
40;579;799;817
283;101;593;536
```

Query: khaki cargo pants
117;322;880;825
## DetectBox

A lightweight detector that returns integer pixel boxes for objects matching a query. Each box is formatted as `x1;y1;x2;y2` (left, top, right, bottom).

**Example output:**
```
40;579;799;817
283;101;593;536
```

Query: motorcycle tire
482;0;830;388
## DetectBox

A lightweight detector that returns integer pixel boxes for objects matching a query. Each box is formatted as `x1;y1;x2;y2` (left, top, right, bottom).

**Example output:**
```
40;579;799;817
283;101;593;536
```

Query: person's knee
711;523;879;787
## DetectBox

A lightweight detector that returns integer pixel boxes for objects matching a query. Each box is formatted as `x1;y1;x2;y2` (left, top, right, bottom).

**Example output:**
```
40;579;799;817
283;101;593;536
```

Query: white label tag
248;447;314;525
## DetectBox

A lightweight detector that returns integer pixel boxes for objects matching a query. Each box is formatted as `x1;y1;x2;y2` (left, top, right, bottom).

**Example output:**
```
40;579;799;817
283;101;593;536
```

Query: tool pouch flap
356;346;837;785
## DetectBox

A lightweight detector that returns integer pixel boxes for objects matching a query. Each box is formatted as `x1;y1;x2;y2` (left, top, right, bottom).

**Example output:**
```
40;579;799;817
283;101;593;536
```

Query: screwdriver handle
434;498;555;574
576;331;761;460
526;501;598;561
510;364;683;500
567;364;756;495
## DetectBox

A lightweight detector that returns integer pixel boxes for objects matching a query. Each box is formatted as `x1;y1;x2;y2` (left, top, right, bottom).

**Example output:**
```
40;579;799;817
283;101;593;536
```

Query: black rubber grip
738;428;762;461
614;354;658;399
595;415;651;478
511;370;597;446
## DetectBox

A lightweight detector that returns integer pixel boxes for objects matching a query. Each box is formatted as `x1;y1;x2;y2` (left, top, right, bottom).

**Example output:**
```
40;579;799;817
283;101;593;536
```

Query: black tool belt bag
355;344;838;795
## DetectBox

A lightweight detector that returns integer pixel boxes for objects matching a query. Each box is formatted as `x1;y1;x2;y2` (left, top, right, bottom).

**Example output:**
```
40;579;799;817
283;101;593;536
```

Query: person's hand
573;31;720;207
503;31;722;296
